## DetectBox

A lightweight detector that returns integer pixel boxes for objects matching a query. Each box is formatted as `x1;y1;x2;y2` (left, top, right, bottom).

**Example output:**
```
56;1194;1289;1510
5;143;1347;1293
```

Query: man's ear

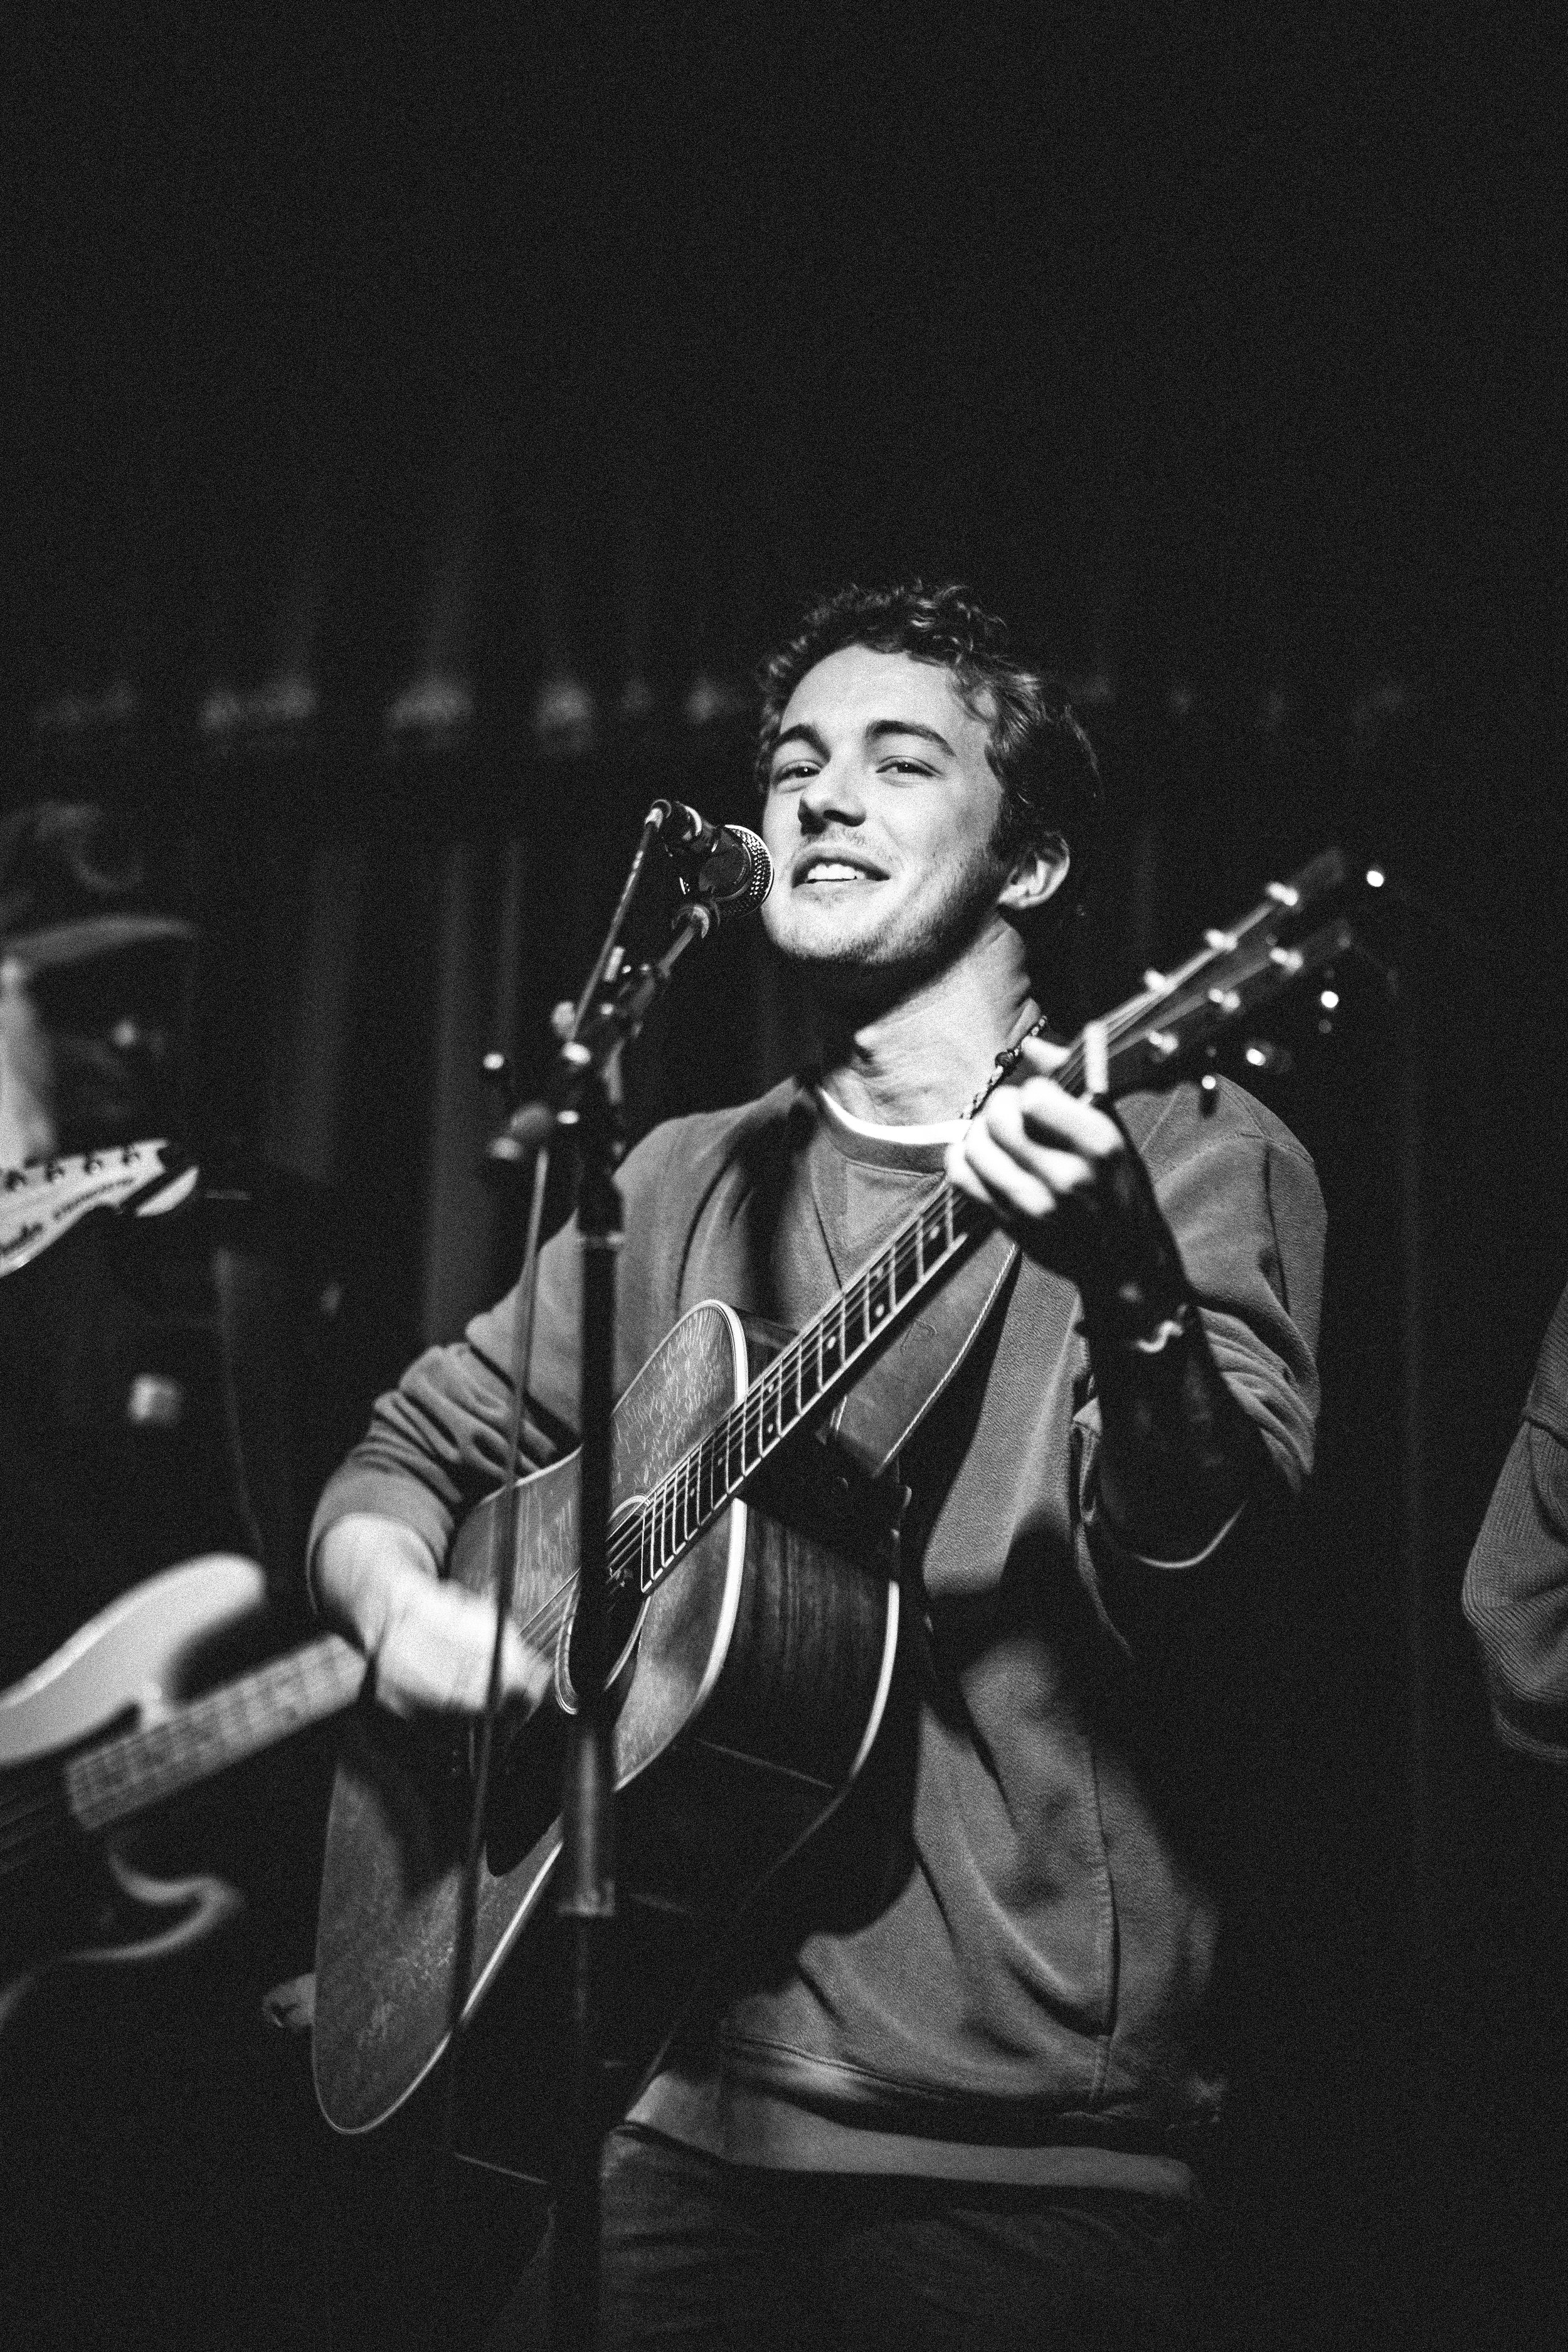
997;833;1070;915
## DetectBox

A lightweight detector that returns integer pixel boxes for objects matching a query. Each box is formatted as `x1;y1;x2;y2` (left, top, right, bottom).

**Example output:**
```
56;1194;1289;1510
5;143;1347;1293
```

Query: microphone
649;799;773;921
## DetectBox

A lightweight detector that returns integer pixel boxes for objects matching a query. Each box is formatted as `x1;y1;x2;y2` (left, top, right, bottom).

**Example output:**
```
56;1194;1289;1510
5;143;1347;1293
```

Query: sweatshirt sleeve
1463;1283;1568;1763
304;1215;583;1576
1076;1078;1325;1577
305;1113;700;1583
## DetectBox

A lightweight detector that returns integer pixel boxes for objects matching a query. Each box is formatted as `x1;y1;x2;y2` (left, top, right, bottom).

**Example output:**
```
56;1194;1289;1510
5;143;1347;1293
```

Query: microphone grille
725;825;773;913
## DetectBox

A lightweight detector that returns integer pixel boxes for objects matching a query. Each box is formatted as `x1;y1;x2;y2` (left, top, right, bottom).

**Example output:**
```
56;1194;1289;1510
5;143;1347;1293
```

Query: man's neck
812;928;1039;1128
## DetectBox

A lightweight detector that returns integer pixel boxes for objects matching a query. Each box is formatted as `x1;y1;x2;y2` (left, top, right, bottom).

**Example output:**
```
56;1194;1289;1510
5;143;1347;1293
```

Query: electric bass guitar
0;1555;365;2029
312;850;1358;2167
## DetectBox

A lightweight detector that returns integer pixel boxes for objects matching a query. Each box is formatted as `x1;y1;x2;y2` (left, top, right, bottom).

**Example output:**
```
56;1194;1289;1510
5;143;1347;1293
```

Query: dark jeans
484;2123;1192;2351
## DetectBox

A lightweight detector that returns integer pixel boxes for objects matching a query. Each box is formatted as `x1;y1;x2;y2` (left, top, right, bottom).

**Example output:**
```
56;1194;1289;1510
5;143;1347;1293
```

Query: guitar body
312;1299;903;2164
0;1555;270;2026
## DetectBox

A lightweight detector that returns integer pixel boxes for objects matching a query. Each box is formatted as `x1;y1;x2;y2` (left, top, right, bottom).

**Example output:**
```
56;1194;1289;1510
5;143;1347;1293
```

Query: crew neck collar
812;1084;960;1172
810;997;1051;1167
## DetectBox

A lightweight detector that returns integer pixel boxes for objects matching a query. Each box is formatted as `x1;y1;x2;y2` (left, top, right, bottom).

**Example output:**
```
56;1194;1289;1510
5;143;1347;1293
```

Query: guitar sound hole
563;1574;645;1713
485;1704;568;1873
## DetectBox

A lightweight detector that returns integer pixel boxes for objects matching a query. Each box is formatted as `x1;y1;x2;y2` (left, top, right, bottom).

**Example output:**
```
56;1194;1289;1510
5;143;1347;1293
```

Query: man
310;583;1325;2348
1459;1292;1568;2346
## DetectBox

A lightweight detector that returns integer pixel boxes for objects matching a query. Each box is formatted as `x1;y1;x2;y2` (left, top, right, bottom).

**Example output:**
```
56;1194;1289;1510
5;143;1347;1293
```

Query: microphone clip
648;799;773;924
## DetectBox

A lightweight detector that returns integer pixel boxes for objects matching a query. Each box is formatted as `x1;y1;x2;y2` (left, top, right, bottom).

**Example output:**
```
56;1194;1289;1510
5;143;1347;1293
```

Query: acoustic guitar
312;851;1357;2173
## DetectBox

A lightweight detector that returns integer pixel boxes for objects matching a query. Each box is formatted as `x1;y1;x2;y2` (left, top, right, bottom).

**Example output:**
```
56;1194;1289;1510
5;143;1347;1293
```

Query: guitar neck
61;1635;364;1836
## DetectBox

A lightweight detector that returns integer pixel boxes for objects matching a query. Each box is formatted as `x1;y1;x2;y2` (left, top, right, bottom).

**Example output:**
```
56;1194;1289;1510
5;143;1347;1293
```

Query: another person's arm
1463;1283;1568;1762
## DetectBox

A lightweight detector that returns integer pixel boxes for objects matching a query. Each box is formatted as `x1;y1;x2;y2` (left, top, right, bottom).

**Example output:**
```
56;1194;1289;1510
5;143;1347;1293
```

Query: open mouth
794;855;884;887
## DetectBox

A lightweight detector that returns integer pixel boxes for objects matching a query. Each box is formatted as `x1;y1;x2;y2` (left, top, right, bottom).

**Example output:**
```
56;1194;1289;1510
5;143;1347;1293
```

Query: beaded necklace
959;1008;1056;1122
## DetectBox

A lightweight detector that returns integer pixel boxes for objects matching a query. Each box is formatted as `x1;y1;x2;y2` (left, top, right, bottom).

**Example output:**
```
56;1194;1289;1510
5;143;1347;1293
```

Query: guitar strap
795;1024;1044;1491
821;1222;1023;1486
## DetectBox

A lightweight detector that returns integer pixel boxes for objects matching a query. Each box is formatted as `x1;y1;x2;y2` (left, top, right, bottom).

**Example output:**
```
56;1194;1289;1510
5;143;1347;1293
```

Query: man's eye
879;759;931;776
770;763;817;787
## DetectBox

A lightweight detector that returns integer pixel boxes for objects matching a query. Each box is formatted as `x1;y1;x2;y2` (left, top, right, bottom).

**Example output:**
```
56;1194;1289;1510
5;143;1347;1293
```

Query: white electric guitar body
0;1555;364;2030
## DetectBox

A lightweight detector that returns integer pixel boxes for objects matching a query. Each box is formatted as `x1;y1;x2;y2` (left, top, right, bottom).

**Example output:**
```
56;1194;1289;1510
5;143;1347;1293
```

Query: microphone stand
472;809;728;2352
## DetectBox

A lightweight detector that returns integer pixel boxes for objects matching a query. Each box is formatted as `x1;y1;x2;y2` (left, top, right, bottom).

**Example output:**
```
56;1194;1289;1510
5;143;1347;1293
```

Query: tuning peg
480;1049;518;1108
1242;1040;1294;1078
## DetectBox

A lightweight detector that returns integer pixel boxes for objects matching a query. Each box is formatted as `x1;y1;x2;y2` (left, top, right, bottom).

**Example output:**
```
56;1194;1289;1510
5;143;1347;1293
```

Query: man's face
760;644;1012;1004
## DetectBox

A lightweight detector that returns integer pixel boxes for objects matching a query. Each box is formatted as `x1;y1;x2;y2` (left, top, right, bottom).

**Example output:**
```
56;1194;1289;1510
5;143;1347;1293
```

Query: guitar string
0;1788;68;1863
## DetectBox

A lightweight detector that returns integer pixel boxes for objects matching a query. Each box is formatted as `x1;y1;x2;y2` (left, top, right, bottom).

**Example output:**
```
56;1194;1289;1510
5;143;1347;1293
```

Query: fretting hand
946;1036;1177;1311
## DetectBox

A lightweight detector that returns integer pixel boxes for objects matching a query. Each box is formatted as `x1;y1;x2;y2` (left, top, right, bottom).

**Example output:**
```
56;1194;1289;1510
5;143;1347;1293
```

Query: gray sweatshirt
311;1071;1324;2198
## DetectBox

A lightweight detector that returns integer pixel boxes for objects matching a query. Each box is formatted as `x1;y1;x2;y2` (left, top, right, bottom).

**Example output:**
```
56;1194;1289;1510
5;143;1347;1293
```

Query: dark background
3;6;1565;2346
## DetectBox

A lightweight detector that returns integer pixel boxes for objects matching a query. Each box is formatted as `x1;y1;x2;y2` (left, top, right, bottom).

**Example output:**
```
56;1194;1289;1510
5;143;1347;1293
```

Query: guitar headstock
1080;849;1359;1101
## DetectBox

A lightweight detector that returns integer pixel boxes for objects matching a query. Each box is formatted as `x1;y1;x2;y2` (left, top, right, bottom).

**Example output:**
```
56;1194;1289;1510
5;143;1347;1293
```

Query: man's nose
798;760;866;827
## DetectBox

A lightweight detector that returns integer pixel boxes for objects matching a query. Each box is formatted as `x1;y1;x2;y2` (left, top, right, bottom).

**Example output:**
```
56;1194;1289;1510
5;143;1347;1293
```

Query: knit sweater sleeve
1076;1078;1325;1581
1463;1281;1568;1763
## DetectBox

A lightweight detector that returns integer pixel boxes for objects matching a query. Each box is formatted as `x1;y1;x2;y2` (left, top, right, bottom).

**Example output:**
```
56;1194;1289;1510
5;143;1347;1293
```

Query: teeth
804;863;863;881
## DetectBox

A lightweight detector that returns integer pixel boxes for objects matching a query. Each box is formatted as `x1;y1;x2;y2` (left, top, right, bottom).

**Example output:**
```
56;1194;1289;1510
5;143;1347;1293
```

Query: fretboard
63;1635;365;1836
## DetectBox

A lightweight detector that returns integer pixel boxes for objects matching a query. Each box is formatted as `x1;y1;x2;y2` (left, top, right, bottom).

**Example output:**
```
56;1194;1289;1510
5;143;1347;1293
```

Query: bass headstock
0;1140;198;1278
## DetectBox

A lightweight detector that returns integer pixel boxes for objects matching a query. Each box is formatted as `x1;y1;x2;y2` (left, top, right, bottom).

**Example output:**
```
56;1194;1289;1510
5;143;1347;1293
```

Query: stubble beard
775;842;1012;1020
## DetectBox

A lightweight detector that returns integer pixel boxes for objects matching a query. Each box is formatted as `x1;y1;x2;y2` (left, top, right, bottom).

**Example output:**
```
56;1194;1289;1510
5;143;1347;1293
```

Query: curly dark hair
754;581;1102;917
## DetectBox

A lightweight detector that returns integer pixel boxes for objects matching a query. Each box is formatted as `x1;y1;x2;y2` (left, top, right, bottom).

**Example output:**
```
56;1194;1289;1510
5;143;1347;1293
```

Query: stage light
385;674;475;744
532;670;596;758
199;675;318;748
